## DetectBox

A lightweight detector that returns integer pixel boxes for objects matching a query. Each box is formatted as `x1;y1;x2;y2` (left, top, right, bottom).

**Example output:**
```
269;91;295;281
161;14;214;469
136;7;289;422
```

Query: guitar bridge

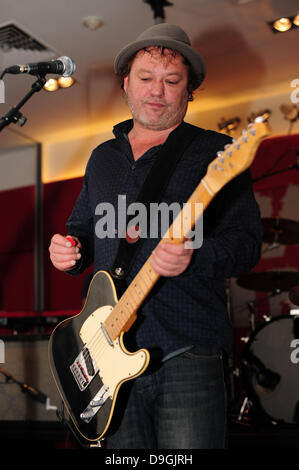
80;385;110;423
70;346;99;391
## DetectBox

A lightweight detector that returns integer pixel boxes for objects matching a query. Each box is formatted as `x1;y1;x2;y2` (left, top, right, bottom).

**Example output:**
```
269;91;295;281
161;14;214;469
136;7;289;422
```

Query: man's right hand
49;234;82;271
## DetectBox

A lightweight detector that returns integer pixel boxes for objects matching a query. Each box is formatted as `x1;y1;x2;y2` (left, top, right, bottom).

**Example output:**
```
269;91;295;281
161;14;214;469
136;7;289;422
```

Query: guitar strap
110;121;204;280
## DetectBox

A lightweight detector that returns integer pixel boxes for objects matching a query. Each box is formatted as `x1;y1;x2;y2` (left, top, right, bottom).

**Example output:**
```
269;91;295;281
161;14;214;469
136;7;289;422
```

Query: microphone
21;382;48;404
3;56;76;77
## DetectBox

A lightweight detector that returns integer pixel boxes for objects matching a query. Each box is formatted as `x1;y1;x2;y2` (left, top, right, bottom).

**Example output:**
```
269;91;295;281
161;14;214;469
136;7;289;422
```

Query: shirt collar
113;119;134;140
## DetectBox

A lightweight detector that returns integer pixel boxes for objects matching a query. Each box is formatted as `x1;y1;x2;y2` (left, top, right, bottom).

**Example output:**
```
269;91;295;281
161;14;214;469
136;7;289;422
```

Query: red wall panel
43;177;93;310
0;186;35;311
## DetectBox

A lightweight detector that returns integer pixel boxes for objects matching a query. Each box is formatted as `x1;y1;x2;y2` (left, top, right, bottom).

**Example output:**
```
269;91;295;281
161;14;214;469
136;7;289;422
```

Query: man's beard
126;94;189;131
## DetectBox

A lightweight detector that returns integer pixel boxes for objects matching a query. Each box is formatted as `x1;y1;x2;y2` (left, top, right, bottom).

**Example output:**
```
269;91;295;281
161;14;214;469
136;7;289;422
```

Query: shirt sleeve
65;169;94;275
186;169;262;280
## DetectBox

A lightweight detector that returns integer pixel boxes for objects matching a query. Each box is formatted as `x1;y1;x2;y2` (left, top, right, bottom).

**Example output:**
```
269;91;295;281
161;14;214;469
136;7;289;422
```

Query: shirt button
131;164;135;170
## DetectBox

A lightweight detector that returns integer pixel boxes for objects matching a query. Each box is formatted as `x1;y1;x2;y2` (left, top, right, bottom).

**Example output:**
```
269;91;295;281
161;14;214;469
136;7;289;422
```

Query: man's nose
150;79;164;97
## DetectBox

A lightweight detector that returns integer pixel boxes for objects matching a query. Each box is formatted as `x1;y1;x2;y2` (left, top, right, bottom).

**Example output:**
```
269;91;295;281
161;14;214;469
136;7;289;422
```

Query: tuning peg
217;151;225;163
248;126;257;136
224;144;233;157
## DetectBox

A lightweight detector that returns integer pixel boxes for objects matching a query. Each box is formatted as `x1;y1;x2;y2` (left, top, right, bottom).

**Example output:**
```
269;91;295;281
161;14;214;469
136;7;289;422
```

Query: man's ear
123;75;128;94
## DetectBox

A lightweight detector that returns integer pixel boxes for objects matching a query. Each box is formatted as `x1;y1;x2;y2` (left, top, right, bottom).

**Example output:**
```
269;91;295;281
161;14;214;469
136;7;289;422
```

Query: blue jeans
106;346;228;449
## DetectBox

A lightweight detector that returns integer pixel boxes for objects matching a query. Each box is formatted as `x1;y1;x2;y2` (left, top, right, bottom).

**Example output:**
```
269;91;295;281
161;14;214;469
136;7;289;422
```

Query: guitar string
83;260;156;361
74;127;267;374
83;184;208;363
86;262;157;362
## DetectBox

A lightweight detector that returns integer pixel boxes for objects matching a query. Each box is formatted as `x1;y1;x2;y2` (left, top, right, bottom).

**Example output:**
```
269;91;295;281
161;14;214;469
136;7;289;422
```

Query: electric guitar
48;120;270;445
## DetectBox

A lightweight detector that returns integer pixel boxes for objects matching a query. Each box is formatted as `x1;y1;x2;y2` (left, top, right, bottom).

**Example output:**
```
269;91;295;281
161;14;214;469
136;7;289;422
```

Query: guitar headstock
204;120;271;194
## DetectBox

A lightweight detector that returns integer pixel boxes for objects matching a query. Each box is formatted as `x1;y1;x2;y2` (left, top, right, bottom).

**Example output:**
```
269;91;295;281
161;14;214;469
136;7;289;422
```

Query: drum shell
241;315;299;425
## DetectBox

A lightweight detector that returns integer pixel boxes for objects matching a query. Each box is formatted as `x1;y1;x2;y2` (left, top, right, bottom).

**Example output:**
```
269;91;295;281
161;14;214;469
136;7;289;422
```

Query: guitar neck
103;180;214;341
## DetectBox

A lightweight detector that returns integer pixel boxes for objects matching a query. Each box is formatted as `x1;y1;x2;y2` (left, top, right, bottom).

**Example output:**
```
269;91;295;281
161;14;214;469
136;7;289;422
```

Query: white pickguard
79;305;149;397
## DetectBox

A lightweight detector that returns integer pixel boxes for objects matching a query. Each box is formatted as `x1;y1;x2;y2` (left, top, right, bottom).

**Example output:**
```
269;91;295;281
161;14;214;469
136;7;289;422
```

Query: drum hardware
232;287;291;426
246;300;257;332
290;308;299;316
235;316;299;427
288;285;299;307
261;217;299;254
261;217;299;246
232;216;299;426
237;272;299;293
244;289;281;334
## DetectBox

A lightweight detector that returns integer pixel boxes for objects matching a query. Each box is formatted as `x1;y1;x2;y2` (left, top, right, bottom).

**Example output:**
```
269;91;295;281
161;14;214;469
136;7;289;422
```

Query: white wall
0;144;37;190
0;87;298;189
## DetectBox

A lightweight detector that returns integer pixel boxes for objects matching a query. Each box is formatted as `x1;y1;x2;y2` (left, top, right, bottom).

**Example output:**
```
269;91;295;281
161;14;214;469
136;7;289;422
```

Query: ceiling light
44;76;75;92
293;14;299;26
280;104;299;121
247;109;271;123
269;14;299;33
44;78;59;92
58;76;75;88
82;16;104;30
218;116;241;135
280;104;299;134
273;17;292;32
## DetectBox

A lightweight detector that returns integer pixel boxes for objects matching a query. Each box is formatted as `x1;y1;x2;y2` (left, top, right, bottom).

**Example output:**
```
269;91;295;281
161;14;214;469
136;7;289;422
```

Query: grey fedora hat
114;23;206;86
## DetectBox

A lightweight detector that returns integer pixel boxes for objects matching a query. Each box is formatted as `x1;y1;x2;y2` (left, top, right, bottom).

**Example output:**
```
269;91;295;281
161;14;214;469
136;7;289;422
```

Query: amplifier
0;335;62;422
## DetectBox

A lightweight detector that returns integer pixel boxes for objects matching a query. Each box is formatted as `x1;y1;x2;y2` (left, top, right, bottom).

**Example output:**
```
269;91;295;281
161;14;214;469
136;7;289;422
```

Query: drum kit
233;217;299;428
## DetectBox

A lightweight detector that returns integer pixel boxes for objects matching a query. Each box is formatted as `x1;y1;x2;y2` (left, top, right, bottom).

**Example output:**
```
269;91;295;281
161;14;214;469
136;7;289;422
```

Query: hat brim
114;36;206;85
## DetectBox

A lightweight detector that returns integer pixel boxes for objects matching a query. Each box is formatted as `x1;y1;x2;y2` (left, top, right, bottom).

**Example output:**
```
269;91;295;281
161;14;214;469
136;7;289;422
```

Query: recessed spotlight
269;14;299;33
273;17;292;32
58;76;75;88
44;76;76;92
82;16;104;30
44;78;59;92
293;14;299;26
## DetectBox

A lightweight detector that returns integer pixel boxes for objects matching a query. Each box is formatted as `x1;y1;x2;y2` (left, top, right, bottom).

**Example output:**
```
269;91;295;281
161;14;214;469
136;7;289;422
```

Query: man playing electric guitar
49;23;263;449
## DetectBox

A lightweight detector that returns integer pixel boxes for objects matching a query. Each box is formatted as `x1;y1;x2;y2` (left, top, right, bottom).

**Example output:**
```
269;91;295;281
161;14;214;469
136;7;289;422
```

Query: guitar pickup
70;346;99;391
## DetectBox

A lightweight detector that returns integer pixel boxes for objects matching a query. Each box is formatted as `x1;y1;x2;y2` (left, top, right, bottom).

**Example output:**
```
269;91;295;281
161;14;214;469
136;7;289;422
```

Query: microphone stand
0;367;48;404
0;75;47;132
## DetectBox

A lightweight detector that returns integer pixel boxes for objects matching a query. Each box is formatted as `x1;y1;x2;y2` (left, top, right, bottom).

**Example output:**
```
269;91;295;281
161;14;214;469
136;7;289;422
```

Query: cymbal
262;218;299;245
237;271;299;292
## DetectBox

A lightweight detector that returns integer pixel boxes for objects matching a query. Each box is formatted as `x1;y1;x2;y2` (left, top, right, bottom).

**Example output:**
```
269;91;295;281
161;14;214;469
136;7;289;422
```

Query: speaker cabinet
0;336;61;422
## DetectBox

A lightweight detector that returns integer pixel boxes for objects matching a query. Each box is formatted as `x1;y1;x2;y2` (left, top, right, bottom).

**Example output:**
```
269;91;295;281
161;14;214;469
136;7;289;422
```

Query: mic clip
0;75;47;132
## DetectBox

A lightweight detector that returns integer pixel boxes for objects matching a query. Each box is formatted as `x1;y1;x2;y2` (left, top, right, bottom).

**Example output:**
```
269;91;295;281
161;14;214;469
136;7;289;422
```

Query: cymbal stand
235;289;281;423
262;217;285;254
245;289;281;331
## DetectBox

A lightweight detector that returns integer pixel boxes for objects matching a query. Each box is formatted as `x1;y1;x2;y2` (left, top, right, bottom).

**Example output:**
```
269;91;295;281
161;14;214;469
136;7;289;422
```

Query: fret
137;269;152;292
106;304;128;332
127;282;144;307
125;287;139;310
104;182;213;340
132;278;145;298
102;122;271;342
119;295;132;316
